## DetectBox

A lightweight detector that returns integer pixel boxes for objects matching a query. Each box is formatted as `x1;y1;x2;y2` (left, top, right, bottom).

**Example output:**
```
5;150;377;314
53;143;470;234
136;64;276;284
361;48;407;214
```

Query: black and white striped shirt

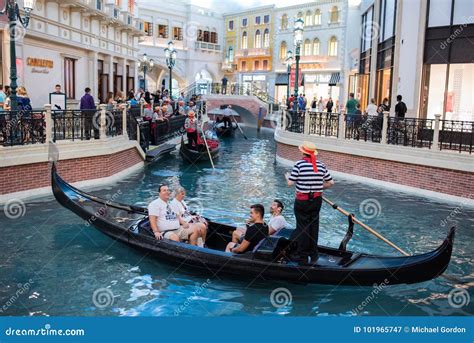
289;159;332;193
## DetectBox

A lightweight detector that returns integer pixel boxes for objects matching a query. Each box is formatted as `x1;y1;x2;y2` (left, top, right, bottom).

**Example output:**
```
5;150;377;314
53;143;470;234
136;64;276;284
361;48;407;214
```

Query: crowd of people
0;85;33;111
283;92;407;119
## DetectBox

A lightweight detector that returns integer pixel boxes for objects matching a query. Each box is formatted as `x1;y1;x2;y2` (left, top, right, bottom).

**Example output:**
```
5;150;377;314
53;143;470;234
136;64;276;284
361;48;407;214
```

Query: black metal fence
52;109;99;141
439;120;474;153
345;114;383;143
1;110;46;146
309;112;339;137
286;110;305;133
386;118;434;148
150;115;186;145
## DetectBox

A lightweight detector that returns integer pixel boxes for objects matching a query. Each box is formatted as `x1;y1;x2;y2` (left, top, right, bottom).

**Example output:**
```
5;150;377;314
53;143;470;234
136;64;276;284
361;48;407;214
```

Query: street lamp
1;0;36;111
285;50;293;107
164;41;177;99
138;53;154;92
293;17;304;111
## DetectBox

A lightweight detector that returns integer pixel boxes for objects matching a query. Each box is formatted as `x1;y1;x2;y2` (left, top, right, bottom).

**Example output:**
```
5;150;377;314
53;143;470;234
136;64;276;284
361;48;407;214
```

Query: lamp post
285;50;293;107
164;41;177;99
293;17;304;111
1;0;36;111
138;53;154;92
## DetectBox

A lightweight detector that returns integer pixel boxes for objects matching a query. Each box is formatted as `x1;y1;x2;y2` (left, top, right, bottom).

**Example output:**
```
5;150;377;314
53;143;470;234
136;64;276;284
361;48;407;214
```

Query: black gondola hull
179;137;219;163
51;165;455;286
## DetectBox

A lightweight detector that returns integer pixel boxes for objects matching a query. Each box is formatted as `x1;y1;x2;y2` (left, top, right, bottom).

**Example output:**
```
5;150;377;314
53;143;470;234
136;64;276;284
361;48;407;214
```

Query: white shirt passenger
169;198;193;223
148;198;180;232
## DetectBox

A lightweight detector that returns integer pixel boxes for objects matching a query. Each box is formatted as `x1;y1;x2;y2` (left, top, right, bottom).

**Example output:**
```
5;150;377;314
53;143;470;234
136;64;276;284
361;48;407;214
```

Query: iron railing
0;110;46;146
308;112;339;137
439;120;474;154
386;118;434;148
150;115;186;146
52;109;99;141
107;109;123;137
345;114;383;143
286;110;305;133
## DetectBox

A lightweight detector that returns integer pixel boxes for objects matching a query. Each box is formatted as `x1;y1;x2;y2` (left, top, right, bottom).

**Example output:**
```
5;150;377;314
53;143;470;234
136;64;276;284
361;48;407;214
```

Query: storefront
302;72;341;104
420;0;474;121
241;74;268;93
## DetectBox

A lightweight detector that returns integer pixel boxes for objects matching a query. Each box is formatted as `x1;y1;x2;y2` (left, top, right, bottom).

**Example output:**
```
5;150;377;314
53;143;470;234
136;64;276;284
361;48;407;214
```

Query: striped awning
275;73;289;86
329;72;340;86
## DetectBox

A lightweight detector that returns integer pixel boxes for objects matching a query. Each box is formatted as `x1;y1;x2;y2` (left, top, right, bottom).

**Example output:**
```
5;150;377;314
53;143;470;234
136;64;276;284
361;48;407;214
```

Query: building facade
138;3;224;95
273;0;348;105
223;5;275;93
353;0;473;120
1;0;144;107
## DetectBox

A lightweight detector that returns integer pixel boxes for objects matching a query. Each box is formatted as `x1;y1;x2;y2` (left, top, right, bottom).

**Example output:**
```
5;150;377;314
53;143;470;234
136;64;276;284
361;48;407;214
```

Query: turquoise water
0;130;473;317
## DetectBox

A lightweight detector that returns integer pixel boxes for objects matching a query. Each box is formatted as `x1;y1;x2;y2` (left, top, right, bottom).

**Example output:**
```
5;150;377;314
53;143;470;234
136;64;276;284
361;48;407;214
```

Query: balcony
235;47;271;57
105;4;120;19
195;41;221;52
221;61;237;72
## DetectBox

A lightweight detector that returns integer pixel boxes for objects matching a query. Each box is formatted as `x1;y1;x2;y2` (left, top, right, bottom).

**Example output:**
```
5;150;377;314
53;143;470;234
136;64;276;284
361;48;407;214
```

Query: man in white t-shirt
169;186;207;246
148;185;198;245
232;199;288;243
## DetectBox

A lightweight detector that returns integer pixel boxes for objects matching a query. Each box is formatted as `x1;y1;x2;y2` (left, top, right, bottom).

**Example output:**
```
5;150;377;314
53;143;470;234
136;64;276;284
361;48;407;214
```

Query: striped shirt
289;159;332;193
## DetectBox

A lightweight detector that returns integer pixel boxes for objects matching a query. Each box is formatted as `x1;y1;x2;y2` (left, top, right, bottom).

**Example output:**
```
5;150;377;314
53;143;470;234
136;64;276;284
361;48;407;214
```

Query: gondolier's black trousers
187;131;198;147
290;197;323;262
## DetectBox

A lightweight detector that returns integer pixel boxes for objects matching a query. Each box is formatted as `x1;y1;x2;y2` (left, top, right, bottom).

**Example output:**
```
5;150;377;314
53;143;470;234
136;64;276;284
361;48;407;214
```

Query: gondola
179;135;219;163
51;165;455;286
214;122;237;137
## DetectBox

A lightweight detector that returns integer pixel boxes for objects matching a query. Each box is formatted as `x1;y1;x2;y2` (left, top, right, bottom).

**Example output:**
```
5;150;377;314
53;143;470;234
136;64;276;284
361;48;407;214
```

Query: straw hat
188;111;195;117
298;141;318;156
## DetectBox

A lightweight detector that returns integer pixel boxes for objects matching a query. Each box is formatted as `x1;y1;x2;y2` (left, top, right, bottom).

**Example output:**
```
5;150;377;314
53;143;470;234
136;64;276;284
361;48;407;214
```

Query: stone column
304;110;310;135
381;111;390;144
122;103;128;136
108;55;114;97
44;104;52;143
122;58;128;94
99;104;107;139
281;105;287;130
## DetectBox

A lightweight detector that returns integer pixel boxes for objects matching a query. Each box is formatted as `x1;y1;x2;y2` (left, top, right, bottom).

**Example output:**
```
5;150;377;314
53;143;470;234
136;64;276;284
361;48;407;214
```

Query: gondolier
184;111;199;147
285;141;334;265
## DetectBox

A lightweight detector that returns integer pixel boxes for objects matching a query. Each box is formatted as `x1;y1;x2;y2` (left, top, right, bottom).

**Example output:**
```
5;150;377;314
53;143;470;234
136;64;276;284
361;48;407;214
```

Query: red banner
290;67;303;89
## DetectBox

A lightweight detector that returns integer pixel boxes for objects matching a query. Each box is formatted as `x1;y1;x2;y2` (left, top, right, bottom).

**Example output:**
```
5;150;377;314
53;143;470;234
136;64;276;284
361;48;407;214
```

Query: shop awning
329;72;340;86
275;73;289;86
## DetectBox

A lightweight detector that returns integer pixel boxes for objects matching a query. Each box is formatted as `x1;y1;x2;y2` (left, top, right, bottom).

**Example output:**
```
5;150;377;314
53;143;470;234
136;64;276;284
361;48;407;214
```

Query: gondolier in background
222;105;233;128
285;141;334;264
184;111;199;147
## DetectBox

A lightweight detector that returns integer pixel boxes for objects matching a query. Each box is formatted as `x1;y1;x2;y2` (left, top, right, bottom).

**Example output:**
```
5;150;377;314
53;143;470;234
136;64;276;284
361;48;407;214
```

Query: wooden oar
322;196;410;256
230;115;248;140
199;119;215;169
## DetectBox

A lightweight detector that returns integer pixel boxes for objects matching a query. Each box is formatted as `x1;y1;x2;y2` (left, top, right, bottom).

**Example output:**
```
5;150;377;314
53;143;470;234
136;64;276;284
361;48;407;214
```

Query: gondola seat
253;236;291;262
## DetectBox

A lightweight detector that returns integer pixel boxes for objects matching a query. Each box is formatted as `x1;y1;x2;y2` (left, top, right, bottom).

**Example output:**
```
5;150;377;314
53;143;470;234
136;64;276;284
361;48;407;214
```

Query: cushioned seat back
253;236;291;261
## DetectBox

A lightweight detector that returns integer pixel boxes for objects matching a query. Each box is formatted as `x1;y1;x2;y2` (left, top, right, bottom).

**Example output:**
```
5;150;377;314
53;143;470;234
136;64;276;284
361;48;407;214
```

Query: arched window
314;9;321;25
305;10;312;26
279;41;287;59
242;31;248;49
281;14;288;30
263;28;270;48
329;36;338;56
330;6;339;23
255;29;262;48
313;38;320;55
304;39;311;56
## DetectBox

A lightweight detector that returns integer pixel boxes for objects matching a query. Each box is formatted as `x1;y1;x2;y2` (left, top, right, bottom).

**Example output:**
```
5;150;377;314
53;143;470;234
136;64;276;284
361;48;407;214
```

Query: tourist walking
365;98;378;116
345;93;358;115
80;87;97;140
326;97;334;113
395;95;407;119
311;96;317;111
17;86;32;111
317;97;324;112
285;141;334;264
378;97;390;114
221;76;228;94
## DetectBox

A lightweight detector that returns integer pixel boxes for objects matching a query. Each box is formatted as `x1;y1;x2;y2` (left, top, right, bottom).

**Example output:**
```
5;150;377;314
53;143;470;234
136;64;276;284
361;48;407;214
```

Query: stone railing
279;106;474;154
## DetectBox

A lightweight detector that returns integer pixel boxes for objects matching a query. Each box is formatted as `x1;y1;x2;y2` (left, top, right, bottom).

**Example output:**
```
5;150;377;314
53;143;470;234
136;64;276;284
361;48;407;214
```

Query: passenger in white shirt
147;184;198;245
232;200;288;243
169;186;207;245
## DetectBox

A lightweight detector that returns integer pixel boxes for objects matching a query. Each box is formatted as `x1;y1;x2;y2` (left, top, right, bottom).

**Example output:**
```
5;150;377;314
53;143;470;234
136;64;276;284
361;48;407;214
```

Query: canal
0;129;472;316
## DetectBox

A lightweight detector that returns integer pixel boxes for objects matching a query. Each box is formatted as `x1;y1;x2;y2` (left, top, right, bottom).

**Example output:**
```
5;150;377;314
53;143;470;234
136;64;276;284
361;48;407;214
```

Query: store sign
304;73;331;84
243;75;266;82
26;58;54;74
